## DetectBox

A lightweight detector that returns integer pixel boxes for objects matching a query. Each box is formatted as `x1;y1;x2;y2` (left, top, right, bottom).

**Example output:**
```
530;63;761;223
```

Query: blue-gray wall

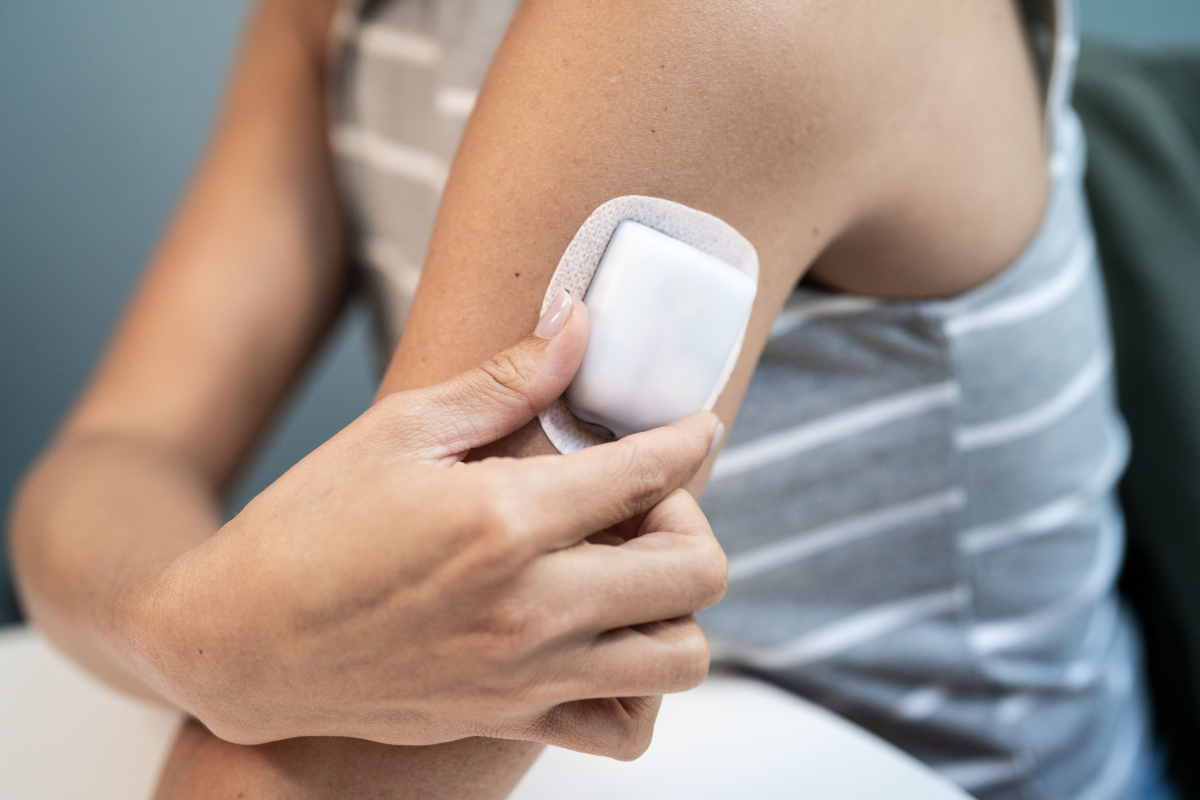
2;1;1199;626
1081;0;1200;48
0;0;374;624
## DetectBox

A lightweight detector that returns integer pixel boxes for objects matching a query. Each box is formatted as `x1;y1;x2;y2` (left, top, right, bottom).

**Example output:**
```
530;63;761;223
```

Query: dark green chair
1076;44;1200;800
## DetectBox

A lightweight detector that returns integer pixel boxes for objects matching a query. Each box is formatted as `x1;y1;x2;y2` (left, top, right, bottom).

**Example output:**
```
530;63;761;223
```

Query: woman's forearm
155;720;541;800
10;432;222;705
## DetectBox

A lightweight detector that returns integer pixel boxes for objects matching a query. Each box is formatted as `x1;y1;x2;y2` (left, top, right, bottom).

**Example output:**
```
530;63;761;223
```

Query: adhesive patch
538;196;759;453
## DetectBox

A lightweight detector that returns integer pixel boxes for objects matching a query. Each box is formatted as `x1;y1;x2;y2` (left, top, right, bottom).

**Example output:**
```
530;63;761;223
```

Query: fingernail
535;289;573;339
707;422;725;458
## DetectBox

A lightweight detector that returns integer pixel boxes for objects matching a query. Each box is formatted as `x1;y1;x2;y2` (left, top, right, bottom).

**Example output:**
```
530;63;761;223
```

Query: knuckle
472;666;544;718
540;698;658;761
482;571;558;662
489;598;552;654
610;709;656;761
479;351;537;407
472;474;536;560
695;540;729;608
467;650;544;722
673;626;713;691
475;499;519;553
620;442;674;511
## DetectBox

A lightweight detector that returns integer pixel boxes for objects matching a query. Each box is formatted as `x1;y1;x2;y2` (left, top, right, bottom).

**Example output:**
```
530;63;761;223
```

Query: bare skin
9;0;1048;796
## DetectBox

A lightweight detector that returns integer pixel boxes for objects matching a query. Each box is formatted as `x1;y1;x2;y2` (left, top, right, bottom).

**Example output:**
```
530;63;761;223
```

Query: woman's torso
330;2;1147;798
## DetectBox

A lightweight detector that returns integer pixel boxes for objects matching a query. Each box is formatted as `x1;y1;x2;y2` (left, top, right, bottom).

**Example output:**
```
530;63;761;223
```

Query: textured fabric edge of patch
538;196;759;453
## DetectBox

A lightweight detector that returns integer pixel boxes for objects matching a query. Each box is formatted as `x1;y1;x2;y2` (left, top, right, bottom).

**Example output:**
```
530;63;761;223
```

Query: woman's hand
121;294;727;760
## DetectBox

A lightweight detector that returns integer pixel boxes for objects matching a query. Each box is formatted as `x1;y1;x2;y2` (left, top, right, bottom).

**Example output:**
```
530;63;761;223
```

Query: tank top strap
1013;0;1077;145
1045;0;1080;151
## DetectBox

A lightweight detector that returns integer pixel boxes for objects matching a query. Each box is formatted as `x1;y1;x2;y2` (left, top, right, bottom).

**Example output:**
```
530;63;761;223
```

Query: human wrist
109;539;245;722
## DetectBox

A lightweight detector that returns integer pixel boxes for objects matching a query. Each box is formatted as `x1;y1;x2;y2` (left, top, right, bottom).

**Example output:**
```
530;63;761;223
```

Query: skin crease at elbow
7;0;1049;798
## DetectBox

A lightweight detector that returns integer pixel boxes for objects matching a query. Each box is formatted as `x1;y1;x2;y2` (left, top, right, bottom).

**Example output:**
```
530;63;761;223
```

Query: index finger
505;411;722;548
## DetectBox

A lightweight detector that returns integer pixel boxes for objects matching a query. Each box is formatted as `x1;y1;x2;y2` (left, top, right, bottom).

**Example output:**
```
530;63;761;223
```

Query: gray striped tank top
330;2;1148;798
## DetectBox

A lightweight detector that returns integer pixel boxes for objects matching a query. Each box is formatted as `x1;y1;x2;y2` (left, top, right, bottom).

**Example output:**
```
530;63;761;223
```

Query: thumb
404;289;589;455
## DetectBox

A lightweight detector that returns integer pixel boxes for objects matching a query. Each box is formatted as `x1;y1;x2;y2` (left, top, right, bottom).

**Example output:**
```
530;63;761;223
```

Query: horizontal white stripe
727;489;965;582
995;691;1036;726
357;24;442;67
712;382;959;480
769;295;878;338
984;653;1100;692
332;125;449;193
976;598;1120;691
365;238;421;297
718;587;970;670
896;684;947;721
436;86;477;118
968;507;1122;655
978;602;1126;693
944;239;1091;337
959;423;1127;554
936;757;1028;792
955;350;1110;451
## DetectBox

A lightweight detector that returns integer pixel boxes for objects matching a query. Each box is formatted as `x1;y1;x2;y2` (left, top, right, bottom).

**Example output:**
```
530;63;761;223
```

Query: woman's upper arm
66;0;347;487
379;0;876;483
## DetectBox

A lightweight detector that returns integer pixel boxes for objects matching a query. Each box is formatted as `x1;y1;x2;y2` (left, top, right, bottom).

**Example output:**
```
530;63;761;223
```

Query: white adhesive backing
538;196;759;453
